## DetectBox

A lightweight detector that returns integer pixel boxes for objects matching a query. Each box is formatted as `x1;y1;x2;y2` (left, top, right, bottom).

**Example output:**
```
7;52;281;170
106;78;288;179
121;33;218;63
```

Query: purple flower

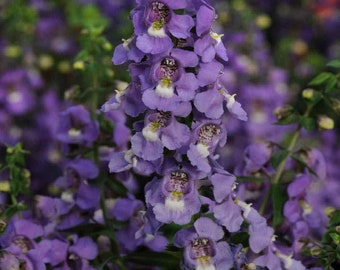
214;195;243;233
194;85;247;120
133;110;191;157
36;239;69;267
197;60;224;87
187;120;226;173
0;251;20;270
284;199;302;223
145;163;201;224
174;217;234;270
56;105;99;146
112;36;145;65
108;148;163;176
194;32;228;62
252;247;282;270
0;218;45;270
112;197;168;252
132;0;194;54
287;174;310;198
142;50;199;112
0;69;40;115
209;169;236;203
236;200;274;253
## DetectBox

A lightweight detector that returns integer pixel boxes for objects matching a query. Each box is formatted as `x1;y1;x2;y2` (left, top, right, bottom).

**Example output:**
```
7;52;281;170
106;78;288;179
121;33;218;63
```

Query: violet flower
174;217;234;270
56;105;99;146
145;162;201;224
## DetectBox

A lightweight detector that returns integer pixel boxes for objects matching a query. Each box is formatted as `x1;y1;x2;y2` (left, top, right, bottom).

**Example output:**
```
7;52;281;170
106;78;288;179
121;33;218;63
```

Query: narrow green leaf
327;60;340;68
271;184;287;227
106;178;128;196
309;72;333;86
290;155;317;176
325;75;338;93
271;149;290;170
123;251;181;269
329;210;340;226
236;176;268;182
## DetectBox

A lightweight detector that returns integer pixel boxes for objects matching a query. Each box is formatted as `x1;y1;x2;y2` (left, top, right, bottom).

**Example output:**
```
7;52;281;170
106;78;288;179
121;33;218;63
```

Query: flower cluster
103;0;311;269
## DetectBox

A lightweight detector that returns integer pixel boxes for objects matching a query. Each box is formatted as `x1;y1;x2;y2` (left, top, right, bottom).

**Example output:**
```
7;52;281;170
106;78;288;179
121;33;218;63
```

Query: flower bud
255;14;271;29
58;61;71;73
0;181;10;192
274;105;294;120
318;115;334;130
302;88;315;100
292;39;308;56
103;42;112;51
73;61;85;70
310;246;321;257
4;45;22;58
38;54;54;70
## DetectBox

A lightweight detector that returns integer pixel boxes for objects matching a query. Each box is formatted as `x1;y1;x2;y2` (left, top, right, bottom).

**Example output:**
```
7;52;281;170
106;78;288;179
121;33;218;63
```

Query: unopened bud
310;246;321;257
38;54;54;70
255;15;271;29
318;115;334;130
336;226;340;233
274;105;294;120
4;45;22;58
302;88;315;100
58;61;71;73
103;42;112;51
0;181;10;192
325;206;335;216
0;219;7;233
292;40;308;55
22;169;31;189
73;61;85;70
330;98;340;114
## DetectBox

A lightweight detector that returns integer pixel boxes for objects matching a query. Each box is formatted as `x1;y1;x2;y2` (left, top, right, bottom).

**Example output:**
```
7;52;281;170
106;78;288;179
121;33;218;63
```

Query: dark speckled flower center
166;171;189;194
12;235;34;254
148;1;171;23
159;57;179;80
190;238;215;259
156;111;172;127
198;124;221;144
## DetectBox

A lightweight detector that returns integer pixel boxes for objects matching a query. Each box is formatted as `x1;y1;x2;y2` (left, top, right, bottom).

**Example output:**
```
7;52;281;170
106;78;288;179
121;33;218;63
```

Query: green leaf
236;176;268;182
290;155;317;176
309;72;333;86
0;203;28;221
271;149;290;170
299;116;317;131
230;232;249;246
275;113;298;125
271;184;287;227
325;75;338;93
105;177;128;196
329;210;340;226
123;250;181;269
330;233;340;245
327;60;340;68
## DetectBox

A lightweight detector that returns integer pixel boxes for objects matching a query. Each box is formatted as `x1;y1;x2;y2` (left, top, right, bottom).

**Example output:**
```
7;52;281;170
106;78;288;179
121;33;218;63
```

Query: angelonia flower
105;0;306;268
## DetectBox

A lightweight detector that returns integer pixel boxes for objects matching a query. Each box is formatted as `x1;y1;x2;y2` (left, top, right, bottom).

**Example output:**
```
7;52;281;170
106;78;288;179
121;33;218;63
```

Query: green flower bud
73;61;85;70
302;88;315;100
318;115;334;130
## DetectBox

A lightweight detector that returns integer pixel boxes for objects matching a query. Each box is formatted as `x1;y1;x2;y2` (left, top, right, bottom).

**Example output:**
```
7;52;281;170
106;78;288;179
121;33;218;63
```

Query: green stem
272;127;301;185
259;105;313;215
90;57;124;269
